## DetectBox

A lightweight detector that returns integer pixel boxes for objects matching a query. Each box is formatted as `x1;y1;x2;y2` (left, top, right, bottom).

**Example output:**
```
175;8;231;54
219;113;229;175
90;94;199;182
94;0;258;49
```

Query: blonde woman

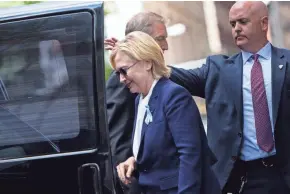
110;31;220;194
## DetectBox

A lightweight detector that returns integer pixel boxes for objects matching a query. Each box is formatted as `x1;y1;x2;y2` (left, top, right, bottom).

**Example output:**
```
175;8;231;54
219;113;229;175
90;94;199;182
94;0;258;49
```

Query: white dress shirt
133;79;158;159
240;42;276;161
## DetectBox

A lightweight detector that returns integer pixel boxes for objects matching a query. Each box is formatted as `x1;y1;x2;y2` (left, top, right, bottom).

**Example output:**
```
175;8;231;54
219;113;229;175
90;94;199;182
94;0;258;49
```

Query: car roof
0;1;103;22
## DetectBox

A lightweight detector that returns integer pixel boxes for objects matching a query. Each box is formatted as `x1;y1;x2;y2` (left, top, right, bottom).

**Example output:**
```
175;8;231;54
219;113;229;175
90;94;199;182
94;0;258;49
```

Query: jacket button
238;132;242;137
231;156;237;161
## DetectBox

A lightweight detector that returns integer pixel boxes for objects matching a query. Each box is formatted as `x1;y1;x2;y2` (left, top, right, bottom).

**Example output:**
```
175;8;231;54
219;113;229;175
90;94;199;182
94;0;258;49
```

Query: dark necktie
251;54;274;152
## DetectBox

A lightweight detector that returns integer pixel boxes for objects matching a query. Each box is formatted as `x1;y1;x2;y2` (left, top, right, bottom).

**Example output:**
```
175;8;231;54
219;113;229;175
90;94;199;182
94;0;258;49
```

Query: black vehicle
0;2;116;194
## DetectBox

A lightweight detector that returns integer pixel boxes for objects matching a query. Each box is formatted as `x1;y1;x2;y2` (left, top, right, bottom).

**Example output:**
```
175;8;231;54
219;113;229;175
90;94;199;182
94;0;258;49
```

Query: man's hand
116;156;136;185
104;37;118;51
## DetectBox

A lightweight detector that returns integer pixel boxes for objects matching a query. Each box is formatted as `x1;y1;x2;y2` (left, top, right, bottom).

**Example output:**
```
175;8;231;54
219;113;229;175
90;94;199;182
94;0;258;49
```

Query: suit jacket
134;78;220;194
106;71;137;167
170;45;290;189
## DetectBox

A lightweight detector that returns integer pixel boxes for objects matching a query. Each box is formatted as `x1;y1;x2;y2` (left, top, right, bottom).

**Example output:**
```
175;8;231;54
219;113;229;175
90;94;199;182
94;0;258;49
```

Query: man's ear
261;16;268;31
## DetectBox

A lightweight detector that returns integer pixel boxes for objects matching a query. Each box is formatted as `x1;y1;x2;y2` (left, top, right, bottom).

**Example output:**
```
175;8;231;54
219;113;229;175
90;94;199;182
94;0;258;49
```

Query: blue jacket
133;78;220;194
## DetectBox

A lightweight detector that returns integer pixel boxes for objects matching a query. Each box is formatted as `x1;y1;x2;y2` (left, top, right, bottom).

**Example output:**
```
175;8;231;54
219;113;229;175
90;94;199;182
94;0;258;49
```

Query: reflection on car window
37;40;69;96
0;12;97;160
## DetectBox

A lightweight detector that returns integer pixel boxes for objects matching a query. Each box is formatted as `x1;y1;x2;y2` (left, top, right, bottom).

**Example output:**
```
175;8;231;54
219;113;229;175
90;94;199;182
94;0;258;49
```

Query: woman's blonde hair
110;31;171;79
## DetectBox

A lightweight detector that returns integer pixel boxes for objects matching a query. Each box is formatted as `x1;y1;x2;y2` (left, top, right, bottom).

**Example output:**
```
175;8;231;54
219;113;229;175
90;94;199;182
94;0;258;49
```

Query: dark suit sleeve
165;87;202;194
106;71;137;167
170;57;210;98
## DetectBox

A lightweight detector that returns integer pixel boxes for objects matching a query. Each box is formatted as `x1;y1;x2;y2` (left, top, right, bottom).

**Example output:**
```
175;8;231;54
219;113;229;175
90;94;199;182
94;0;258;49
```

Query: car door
0;2;115;194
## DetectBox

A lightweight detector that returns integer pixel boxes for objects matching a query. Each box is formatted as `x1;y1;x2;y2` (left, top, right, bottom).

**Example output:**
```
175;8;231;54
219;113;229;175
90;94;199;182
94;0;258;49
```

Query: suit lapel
271;46;287;127
222;53;243;119
136;78;163;160
139;80;160;141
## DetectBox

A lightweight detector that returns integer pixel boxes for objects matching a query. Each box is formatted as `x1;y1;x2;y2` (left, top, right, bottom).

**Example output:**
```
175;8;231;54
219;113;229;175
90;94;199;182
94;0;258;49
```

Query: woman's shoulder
160;78;190;94
157;78;199;113
158;78;192;99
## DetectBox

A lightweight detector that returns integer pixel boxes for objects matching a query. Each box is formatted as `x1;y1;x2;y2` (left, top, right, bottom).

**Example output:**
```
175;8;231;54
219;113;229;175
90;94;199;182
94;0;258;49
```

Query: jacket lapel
133;78;165;160
222;53;243;121
139;79;162;141
271;46;287;127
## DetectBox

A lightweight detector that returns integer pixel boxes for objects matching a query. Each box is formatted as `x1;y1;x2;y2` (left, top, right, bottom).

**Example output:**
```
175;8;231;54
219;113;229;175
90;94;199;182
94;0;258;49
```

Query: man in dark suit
105;12;168;193
171;1;290;194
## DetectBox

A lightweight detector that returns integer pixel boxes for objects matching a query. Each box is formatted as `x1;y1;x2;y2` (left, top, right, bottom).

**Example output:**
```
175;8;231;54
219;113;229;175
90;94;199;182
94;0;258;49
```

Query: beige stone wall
141;1;290;62
214;1;239;55
143;1;210;65
278;2;290;49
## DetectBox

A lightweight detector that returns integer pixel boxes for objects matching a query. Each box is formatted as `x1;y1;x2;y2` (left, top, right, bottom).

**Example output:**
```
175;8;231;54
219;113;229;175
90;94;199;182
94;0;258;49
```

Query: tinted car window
0;12;97;159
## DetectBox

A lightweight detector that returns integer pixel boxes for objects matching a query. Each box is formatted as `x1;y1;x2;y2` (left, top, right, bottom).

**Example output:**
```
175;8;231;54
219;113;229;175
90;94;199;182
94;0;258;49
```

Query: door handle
78;163;103;194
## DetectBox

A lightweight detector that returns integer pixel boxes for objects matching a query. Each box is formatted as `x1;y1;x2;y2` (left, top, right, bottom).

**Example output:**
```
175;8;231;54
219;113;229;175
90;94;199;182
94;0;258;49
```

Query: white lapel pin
144;105;153;125
279;64;283;69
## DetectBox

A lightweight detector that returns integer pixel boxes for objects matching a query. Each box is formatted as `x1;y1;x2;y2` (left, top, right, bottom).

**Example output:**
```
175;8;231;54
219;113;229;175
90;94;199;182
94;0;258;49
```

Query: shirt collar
140;79;159;104
241;42;272;65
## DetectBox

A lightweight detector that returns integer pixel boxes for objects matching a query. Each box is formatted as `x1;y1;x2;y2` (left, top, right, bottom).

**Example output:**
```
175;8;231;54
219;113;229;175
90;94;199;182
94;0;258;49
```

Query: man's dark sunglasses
116;61;138;76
